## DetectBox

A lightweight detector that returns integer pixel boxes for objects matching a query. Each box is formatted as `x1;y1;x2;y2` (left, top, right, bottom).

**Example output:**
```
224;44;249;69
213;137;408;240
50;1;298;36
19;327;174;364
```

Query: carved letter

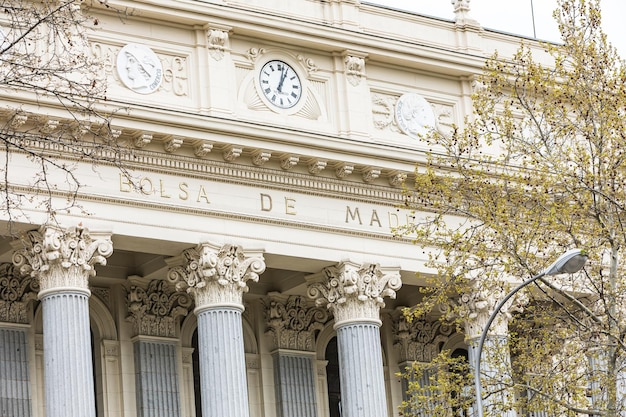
179;182;189;200
370;210;382;227
388;212;399;228
345;206;362;224
196;185;210;203
260;193;273;212
159;180;171;198
285;198;297;215
139;177;153;195
120;174;132;193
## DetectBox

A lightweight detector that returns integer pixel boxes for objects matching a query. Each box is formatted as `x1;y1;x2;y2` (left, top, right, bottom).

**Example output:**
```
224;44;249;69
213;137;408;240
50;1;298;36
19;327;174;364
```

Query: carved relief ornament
458;285;526;340
393;312;453;363
167;243;266;311
126;279;193;338
12;225;113;297
307;261;402;327
265;294;329;351
0;263;38;323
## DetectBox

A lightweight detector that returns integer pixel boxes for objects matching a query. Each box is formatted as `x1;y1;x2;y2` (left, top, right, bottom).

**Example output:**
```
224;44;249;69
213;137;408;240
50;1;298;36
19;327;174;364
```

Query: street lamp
473;249;588;417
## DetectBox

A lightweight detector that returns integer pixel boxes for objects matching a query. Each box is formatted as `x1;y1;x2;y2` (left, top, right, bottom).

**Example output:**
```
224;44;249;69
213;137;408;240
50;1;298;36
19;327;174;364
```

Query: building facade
0;1;547;416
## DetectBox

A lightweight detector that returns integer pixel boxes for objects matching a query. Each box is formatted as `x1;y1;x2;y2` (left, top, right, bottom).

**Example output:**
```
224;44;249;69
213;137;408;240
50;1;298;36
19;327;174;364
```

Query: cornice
88;0;491;75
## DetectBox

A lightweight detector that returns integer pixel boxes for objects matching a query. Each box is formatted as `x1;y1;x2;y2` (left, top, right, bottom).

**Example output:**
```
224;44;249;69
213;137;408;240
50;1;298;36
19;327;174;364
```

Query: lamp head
543;249;588;276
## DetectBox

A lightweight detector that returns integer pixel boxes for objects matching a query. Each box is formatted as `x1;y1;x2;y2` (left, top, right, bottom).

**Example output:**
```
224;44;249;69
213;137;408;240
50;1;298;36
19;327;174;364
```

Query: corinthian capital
458;285;526;340
265;294;329;351
12;225;113;296
126;278;193;338
167;242;265;311
307;261;401;327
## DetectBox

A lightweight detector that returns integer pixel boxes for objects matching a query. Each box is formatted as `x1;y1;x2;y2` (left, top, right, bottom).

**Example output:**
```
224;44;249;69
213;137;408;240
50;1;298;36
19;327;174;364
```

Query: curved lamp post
473;249;588;417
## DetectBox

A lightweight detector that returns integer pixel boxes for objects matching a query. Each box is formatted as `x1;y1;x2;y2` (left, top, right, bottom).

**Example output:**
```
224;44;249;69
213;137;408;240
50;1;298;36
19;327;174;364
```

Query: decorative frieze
307;262;401;327
393;311;454;363
0;263;38;324
265;294;329;351
12;225;113;296
126;279;193;337
167;243;266;310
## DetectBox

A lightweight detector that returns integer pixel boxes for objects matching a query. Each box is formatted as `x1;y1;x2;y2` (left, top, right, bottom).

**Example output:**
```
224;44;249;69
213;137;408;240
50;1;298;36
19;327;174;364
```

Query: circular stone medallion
395;93;436;139
116;43;163;94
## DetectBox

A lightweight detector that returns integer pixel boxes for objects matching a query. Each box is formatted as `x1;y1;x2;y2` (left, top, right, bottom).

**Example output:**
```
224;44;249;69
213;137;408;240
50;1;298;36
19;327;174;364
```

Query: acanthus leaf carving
265;295;329;351
307;262;401;326
167;243;266;309
12;225;113;294
0;263;38;323
393;310;453;363
126;279;192;338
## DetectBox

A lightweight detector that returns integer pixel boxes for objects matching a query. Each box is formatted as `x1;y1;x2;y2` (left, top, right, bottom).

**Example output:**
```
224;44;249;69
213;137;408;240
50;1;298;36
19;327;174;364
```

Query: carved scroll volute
126;278;193;338
307;261;402;328
264;294;329;351
167;242;266;312
12;224;113;297
0;263;39;324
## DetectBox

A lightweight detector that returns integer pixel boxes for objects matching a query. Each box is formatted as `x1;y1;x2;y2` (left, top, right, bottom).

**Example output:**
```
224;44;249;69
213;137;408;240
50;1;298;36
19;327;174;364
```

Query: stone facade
0;1;551;416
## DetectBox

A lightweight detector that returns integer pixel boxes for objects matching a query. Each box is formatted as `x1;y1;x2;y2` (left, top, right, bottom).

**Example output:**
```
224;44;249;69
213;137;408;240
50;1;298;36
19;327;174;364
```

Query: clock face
259;60;302;109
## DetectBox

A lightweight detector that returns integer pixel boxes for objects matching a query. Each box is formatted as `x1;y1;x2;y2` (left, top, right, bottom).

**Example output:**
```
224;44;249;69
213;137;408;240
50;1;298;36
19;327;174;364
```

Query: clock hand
277;67;287;93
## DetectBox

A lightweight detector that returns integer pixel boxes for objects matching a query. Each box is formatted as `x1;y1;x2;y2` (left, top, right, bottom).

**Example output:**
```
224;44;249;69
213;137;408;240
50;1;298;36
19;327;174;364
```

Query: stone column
126;278;193;417
460;288;519;417
307;261;401;417
265;294;330;417
0;263;38;417
12;225;113;417
167;242;265;417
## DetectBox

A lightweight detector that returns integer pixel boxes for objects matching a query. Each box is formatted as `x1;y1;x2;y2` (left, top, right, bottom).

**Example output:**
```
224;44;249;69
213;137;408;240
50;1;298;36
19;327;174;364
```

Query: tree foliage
397;0;626;416
0;0;132;227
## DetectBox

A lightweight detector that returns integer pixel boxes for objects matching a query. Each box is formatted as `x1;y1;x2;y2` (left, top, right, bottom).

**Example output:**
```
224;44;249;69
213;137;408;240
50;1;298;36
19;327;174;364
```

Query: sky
369;0;626;56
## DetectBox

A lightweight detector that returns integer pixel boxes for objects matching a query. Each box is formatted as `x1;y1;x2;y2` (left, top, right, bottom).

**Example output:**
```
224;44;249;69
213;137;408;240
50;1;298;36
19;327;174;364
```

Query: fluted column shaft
134;339;180;417
197;307;248;417
12;225;113;417
41;291;94;417
0;327;32;417
273;352;317;417
336;322;387;417
167;242;266;417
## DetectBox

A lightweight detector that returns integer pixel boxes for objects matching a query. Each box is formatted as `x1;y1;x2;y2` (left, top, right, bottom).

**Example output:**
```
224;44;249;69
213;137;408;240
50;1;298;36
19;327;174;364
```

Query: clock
259;60;303;109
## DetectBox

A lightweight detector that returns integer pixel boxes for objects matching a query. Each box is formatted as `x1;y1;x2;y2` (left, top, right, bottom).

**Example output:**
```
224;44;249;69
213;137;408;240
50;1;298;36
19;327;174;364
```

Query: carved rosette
307;262;401;327
167;243;266;311
393;311;453;363
126;279;193;337
0;263;39;323
265;295;329;351
12;225;113;297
